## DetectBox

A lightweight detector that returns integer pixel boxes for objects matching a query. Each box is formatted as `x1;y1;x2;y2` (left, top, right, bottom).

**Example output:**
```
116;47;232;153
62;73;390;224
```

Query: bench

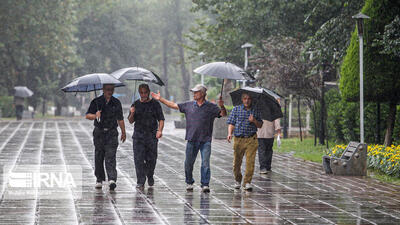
322;142;367;176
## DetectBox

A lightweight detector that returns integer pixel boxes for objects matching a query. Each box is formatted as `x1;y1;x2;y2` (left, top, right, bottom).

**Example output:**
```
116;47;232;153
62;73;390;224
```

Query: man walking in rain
257;98;281;174
86;84;126;191
227;93;262;190
128;84;165;189
151;84;227;192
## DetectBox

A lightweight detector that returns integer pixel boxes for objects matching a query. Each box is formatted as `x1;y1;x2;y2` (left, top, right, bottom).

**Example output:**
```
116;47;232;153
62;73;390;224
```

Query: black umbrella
193;62;254;95
229;87;283;122
14;86;33;98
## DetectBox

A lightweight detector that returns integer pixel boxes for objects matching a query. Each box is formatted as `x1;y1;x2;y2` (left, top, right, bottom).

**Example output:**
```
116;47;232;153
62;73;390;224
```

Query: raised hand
130;106;135;115
151;91;161;101
248;114;255;123
96;110;101;119
217;96;224;107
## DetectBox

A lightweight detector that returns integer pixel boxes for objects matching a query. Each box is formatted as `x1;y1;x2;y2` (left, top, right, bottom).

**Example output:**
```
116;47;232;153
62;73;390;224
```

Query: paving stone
0;119;399;224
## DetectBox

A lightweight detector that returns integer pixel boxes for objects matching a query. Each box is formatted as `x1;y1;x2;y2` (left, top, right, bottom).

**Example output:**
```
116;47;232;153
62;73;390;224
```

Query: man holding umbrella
86;84;126;191
226;93;263;190
151;84;227;192
128;83;165;189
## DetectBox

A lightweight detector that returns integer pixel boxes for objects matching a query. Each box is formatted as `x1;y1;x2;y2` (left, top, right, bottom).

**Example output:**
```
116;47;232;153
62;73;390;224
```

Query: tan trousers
233;135;258;186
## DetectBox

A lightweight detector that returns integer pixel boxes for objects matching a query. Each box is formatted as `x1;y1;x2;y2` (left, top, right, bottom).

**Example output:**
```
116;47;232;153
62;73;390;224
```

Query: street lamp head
352;13;370;37
241;42;254;49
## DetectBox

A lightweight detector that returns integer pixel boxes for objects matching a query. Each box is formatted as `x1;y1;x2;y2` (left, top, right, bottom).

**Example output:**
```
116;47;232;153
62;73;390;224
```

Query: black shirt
86;95;123;129
129;99;165;134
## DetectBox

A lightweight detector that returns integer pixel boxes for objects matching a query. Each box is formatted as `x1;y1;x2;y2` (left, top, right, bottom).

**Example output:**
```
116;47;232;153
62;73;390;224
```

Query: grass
274;137;400;185
274;137;328;163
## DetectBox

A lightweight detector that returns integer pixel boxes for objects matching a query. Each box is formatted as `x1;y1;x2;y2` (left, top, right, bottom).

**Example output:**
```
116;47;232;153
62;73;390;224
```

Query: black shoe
136;183;144;189
148;177;154;187
109;180;116;191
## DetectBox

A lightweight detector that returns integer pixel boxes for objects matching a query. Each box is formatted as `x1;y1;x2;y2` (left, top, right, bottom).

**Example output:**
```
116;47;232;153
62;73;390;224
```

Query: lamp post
241;42;253;87
198;52;205;85
352;12;370;144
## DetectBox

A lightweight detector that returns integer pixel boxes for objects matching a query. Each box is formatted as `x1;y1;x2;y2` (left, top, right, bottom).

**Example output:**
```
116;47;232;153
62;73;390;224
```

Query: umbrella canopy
110;67;164;86
61;73;124;92
193;62;254;80
14;86;34;98
230;87;283;122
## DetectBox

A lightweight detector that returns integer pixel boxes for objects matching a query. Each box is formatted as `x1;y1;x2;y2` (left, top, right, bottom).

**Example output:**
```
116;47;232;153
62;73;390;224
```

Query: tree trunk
42;98;46;116
162;37;171;114
283;98;288;138
312;99;318;146
319;91;325;145
376;103;381;144
384;101;397;146
297;96;303;141
174;0;190;101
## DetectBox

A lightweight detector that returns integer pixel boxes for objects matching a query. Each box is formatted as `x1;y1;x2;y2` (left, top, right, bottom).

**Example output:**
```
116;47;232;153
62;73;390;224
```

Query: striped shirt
227;104;262;137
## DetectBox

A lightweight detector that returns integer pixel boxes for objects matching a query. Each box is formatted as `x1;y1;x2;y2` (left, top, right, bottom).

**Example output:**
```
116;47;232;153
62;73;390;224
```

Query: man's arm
217;96;227;117
117;120;126;143
151;91;179;110
249;114;263;128
86;111;101;121
227;124;235;143
156;120;165;139
128;106;135;124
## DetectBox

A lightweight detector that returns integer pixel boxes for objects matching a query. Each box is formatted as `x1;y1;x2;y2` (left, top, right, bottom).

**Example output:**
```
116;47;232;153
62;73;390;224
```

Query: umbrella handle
220;79;225;97
94;85;101;123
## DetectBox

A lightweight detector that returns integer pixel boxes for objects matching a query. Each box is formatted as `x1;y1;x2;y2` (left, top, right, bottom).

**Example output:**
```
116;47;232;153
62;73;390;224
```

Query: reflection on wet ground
0;119;399;224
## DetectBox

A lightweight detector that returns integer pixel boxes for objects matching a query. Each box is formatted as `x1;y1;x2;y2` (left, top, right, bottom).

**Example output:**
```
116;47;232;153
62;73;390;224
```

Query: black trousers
93;127;118;182
257;138;274;170
132;132;158;185
16;105;23;120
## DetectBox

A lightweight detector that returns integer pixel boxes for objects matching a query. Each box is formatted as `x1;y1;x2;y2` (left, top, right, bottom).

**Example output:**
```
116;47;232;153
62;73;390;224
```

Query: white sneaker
186;184;194;191
109;180;116;191
260;169;268;174
233;181;241;189
202;186;210;193
95;182;102;189
244;183;253;190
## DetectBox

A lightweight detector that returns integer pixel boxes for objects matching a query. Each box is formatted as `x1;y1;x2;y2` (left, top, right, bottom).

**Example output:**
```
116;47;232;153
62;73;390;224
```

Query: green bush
0;96;16;117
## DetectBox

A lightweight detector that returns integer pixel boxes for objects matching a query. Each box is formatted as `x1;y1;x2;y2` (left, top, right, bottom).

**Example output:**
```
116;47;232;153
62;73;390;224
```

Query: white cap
190;84;207;93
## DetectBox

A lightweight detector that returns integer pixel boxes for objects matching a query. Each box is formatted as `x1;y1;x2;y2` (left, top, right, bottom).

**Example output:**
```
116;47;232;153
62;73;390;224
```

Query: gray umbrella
61;73;124;93
61;73;125;122
14;86;34;98
193;62;254;95
111;67;164;86
229;87;283;122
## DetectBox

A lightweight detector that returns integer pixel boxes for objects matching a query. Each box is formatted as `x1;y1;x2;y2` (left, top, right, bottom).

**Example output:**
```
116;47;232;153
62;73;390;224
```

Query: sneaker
244;183;253;191
233;181;241;189
260;169;268;174
95;182;102;189
186;184;194;191
109;180;116;191
202;186;210;193
148;177;154;187
136;183;144;189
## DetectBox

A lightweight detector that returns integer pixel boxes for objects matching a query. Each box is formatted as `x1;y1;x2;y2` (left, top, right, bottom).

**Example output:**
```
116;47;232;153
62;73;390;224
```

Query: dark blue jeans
184;141;211;187
257;138;274;171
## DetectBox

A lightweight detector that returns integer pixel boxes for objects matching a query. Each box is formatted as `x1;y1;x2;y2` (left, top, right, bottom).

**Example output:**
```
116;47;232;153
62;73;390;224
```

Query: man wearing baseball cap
151;84;227;192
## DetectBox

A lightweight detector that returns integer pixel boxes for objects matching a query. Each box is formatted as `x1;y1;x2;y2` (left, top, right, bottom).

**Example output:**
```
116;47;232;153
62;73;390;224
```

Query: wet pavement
0;119;399;225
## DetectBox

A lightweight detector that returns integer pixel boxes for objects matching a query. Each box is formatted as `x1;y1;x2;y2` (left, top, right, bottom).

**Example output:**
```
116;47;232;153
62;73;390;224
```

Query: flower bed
326;144;400;177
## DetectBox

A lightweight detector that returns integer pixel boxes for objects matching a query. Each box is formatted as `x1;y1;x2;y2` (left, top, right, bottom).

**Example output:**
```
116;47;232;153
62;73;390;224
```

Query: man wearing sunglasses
86;84;126;191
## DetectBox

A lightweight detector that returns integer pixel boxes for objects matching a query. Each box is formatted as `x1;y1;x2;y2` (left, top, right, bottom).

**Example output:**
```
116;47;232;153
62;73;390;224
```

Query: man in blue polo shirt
151;84;227;192
227;92;262;190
